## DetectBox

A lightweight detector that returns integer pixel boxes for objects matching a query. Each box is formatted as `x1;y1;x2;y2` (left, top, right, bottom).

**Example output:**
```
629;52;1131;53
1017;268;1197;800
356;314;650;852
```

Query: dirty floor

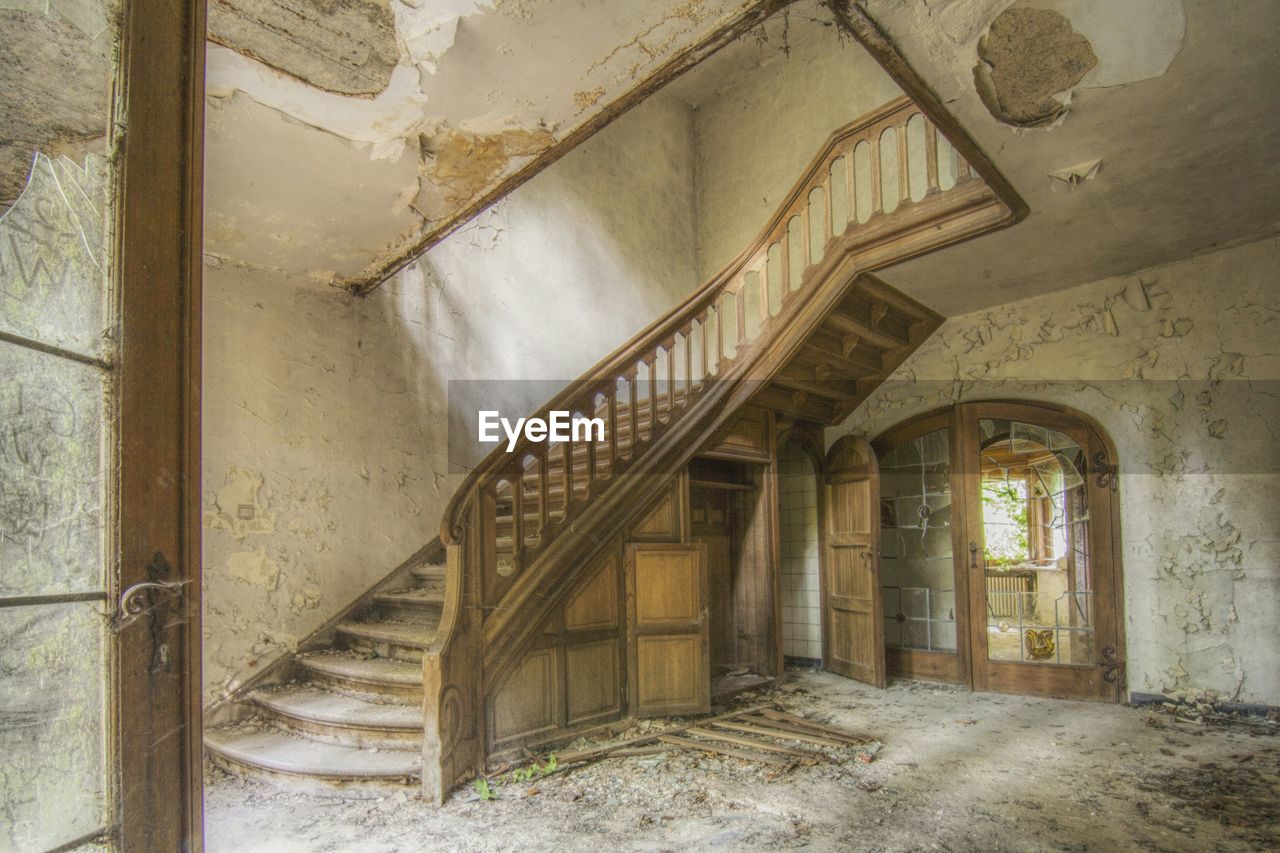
204;669;1280;852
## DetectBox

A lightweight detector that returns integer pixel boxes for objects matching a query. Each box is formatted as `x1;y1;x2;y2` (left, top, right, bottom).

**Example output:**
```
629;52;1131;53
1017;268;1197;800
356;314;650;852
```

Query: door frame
958;400;1125;702
869;400;1126;702
115;0;206;848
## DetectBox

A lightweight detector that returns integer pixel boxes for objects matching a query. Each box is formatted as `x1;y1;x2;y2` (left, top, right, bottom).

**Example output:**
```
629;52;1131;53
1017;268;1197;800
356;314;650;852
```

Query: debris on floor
205;671;1280;852
1145;688;1280;732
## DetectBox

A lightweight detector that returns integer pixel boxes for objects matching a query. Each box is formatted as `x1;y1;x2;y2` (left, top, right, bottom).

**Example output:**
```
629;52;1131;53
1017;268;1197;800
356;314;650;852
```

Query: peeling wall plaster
202;94;699;702
687;8;903;281
829;235;1280;705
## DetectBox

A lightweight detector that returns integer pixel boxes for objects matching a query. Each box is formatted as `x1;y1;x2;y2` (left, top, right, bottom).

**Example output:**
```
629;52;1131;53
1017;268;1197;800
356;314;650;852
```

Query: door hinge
1091;452;1119;491
1100;645;1125;683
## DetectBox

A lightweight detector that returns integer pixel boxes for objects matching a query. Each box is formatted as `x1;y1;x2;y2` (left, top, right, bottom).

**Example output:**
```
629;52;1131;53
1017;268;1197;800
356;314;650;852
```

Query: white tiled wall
779;444;821;660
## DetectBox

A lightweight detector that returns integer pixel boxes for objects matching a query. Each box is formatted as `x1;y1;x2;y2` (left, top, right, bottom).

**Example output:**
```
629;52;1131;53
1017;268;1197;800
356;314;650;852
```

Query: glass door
959;402;1123;702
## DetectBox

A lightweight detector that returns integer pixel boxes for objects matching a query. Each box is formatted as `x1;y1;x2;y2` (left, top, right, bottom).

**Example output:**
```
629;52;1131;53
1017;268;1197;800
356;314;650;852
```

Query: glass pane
878;427;956;653
0;153;110;359
0;341;106;597
0;602;107;851
980;419;1094;664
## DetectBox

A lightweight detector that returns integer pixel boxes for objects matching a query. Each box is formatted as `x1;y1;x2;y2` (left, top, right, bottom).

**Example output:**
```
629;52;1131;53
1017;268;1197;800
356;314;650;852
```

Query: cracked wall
829;236;1280;705
202;93;699;703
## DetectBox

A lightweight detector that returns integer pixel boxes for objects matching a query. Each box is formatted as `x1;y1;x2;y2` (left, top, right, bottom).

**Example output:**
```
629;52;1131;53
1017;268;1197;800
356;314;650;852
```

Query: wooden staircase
204;94;1024;799
204;561;446;794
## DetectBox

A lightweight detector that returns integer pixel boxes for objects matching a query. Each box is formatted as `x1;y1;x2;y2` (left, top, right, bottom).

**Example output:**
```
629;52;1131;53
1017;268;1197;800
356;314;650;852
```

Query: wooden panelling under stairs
204;562;446;794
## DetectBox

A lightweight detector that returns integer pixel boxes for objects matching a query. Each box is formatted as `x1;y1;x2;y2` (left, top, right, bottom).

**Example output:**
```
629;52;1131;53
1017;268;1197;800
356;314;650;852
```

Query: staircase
204;559;446;793
204;94;1024;800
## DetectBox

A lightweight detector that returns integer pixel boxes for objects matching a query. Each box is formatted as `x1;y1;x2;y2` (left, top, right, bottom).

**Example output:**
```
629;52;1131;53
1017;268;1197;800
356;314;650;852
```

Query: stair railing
424;95;1020;802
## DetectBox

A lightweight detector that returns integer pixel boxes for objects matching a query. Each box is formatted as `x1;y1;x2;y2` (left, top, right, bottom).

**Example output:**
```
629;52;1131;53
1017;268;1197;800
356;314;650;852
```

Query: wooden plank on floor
709;719;849;748
752;710;875;744
684;727;825;760
657;734;792;767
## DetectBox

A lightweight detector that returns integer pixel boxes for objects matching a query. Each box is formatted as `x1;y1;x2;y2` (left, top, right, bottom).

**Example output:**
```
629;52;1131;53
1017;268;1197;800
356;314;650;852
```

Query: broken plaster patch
974;7;1098;127
205;465;278;540
225;547;282;591
414;126;554;222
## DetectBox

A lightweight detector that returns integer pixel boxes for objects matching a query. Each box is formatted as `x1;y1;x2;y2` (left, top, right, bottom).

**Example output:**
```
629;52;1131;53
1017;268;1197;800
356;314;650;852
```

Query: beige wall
690;13;903;282
202;93;699;703
830;236;1280;705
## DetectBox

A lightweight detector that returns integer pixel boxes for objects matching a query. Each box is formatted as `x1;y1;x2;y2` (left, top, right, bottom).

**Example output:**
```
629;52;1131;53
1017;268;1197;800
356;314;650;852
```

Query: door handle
114;579;186;632
969;541;979;569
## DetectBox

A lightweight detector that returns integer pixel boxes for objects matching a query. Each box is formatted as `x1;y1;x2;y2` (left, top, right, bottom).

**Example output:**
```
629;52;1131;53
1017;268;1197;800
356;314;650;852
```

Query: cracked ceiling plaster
854;0;1280;315
203;0;785;286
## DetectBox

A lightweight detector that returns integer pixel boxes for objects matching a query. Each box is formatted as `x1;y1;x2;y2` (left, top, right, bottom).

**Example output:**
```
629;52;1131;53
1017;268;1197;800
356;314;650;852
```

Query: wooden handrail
444;96;938;545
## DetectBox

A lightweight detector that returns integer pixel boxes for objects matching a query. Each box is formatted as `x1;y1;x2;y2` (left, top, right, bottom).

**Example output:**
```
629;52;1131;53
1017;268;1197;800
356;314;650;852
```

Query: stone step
374;588;444;624
251;684;422;749
337;619;436;662
205;723;419;797
296;650;423;704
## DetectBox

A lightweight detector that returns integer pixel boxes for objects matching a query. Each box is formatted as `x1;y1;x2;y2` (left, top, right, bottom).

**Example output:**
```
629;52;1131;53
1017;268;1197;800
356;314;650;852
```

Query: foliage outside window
982;478;1029;567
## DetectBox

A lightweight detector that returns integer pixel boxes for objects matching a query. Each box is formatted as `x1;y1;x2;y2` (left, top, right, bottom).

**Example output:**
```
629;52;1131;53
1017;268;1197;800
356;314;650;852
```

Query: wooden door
626;543;711;717
821;436;885;686
959;402;1124;702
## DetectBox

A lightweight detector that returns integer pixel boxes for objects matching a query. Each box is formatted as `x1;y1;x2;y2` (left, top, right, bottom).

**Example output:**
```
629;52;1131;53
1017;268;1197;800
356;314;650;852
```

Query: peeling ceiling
855;0;1280;314
201;0;1280;317
203;0;792;287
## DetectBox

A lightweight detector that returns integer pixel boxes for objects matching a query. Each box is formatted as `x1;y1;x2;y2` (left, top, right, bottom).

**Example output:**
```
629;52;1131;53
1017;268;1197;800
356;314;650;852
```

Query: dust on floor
204;669;1280;852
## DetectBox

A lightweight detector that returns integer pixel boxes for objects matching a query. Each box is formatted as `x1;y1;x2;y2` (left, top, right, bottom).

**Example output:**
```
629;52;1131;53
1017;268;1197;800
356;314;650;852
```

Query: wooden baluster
647;355;657;439
869;132;883;215
924;120;939;194
537;450;548;535
686;322;696;399
897;119;910;203
513;471;524;565
800;206;812;269
561;437;571;513
736;284;747;348
628;365;639;446
584;402;597;490
779;230;790;295
845;141;857;222
714;303;724;368
822;174;833;245
607;387;618;466
666;337;676;417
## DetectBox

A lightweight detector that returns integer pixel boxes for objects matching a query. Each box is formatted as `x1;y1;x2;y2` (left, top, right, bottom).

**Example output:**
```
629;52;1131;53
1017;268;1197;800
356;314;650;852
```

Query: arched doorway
872;401;1125;702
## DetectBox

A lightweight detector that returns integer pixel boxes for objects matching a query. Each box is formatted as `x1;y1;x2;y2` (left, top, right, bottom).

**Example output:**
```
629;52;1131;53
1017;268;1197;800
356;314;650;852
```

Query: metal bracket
1091;452;1119;491
1100;645;1125;683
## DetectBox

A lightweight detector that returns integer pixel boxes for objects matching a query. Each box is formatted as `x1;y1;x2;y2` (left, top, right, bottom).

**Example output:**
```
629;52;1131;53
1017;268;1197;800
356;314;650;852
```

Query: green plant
474;777;496;801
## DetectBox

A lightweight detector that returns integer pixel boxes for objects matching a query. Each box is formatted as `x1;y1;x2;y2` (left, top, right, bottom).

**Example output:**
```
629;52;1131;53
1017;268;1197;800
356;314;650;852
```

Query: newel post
421;523;485;804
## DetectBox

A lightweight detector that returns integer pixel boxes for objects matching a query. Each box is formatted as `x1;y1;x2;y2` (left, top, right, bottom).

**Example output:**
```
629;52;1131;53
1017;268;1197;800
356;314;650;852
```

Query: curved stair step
252;684;422;748
205;724;419;796
297;650;423;703
375;588;444;623
337;619;436;661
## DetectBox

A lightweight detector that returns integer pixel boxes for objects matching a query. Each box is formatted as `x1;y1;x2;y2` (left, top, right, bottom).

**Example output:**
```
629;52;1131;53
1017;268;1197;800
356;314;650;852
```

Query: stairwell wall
202;93;700;705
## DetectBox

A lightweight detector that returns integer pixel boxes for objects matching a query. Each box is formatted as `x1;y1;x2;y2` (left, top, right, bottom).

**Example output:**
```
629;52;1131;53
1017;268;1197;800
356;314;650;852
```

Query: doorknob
969;541;979;569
